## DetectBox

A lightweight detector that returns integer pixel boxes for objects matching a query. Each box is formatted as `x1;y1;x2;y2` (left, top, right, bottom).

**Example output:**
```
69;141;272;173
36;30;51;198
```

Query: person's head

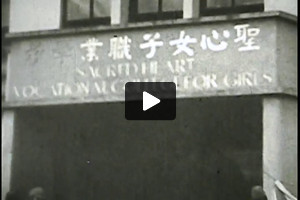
28;187;46;200
251;185;268;200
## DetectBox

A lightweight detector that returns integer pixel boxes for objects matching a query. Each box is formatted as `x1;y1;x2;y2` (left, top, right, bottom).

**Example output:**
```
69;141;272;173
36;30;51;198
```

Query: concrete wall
9;0;61;33
263;96;298;199
264;0;297;16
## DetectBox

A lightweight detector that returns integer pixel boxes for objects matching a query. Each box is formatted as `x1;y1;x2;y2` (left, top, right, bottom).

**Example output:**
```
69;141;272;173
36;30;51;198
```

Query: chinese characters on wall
81;24;260;62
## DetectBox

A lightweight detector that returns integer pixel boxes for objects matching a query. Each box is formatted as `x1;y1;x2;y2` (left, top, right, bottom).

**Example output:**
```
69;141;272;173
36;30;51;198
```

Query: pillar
263;96;297;199
2;111;15;200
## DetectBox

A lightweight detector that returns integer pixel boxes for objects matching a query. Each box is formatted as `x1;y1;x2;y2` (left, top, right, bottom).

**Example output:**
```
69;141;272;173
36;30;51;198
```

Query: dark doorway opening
11;96;262;200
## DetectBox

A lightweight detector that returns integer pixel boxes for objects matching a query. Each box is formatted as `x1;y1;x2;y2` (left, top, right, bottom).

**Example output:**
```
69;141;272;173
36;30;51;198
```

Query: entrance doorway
11;96;262;200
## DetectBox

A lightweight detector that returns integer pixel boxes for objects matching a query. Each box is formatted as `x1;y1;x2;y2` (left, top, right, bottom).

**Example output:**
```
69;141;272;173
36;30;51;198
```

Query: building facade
2;0;297;199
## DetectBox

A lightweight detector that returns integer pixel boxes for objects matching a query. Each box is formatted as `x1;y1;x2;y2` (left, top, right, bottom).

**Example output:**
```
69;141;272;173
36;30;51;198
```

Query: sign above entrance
6;18;291;106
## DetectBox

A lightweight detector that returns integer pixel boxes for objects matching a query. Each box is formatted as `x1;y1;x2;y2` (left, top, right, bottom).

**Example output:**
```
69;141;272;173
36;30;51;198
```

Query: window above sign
63;0;111;27
62;0;264;27
200;0;264;16
129;0;183;22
